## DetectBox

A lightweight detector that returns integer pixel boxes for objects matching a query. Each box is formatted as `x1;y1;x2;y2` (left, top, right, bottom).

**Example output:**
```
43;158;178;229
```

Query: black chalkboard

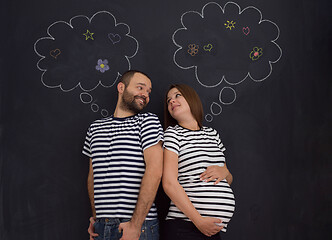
1;0;331;239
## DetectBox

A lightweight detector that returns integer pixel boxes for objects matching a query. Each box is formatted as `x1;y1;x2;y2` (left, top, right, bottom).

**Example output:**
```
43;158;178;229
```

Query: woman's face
166;88;191;121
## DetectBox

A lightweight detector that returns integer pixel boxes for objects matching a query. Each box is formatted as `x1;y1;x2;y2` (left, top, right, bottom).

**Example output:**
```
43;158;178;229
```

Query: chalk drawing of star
225;20;236;30
83;30;94;40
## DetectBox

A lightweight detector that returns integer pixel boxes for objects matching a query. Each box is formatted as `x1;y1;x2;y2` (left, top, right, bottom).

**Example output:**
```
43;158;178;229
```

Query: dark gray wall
1;0;331;239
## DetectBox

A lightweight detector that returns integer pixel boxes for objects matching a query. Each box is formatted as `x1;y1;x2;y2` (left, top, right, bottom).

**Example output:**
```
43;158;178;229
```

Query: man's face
121;73;152;114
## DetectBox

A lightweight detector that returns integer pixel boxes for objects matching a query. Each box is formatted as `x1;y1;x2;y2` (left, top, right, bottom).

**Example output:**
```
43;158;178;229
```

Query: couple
82;70;235;240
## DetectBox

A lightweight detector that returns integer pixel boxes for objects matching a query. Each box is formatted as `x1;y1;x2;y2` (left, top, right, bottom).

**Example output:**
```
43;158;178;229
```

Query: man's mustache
134;96;147;104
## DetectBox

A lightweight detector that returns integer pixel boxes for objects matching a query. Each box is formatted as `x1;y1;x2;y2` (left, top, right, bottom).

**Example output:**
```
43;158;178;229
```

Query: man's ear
117;82;125;94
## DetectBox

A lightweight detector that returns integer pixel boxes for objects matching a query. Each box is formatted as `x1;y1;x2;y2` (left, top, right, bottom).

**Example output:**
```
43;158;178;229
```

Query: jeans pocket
150;222;159;240
93;221;104;240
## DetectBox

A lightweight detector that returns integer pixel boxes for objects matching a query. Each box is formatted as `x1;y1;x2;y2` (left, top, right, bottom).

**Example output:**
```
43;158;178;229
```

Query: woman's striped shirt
82;112;164;220
164;125;235;232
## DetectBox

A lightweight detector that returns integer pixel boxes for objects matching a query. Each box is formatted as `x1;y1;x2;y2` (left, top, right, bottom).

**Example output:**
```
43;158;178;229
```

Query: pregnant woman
162;84;235;240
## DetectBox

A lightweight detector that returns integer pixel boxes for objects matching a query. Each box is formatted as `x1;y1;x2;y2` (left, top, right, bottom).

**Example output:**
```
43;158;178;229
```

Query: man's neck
113;105;137;118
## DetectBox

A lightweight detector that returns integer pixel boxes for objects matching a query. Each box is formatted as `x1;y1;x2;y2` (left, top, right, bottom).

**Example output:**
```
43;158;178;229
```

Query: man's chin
137;105;146;111
134;100;147;109
132;103;145;113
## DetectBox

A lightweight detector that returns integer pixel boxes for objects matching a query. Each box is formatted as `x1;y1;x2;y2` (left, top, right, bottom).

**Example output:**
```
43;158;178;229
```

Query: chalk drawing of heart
243;27;250;35
50;49;61;59
108;33;121;44
203;44;213;52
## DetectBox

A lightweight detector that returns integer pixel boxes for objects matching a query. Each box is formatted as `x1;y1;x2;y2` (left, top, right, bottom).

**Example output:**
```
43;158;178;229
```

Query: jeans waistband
96;218;131;224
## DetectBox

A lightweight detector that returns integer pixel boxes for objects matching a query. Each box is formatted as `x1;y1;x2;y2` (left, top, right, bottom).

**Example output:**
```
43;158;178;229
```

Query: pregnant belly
182;178;235;231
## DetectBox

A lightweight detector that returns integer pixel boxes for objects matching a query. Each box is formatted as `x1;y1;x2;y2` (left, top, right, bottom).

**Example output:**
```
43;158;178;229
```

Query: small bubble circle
210;102;222;115
91;103;99;112
205;114;213;122
101;109;109;117
219;87;236;105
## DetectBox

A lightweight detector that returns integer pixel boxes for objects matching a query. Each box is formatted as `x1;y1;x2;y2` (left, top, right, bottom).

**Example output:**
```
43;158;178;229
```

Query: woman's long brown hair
164;84;204;130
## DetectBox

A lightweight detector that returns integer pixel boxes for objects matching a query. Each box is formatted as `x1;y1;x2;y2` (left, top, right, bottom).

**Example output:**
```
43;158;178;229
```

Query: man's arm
87;158;96;217
119;141;163;240
87;158;98;240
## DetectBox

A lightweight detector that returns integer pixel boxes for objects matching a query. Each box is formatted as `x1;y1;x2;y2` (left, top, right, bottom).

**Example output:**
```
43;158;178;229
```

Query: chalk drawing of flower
249;47;263;61
95;59;110;73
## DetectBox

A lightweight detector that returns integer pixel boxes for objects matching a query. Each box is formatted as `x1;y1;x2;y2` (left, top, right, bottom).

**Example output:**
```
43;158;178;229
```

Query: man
82;70;164;240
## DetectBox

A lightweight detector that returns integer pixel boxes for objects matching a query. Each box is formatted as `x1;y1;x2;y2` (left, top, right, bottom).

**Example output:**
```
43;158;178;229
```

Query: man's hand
193;216;223;237
200;165;229;184
119;221;141;240
88;217;98;240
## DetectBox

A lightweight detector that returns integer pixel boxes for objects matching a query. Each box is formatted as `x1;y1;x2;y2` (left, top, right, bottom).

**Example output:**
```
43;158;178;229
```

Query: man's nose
140;93;147;99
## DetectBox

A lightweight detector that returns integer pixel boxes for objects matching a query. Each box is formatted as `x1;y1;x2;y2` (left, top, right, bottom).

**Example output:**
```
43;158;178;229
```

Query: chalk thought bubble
34;11;138;92
172;1;282;88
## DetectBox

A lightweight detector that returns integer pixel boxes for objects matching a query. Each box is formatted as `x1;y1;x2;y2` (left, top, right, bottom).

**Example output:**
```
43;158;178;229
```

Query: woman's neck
177;119;200;130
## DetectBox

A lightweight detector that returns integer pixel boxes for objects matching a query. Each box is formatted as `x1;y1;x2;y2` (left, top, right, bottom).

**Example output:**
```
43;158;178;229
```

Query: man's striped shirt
164;125;235;232
82;112;164;220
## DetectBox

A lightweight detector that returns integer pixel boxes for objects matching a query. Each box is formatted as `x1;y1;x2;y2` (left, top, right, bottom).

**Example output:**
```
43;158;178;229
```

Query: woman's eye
176;93;181;97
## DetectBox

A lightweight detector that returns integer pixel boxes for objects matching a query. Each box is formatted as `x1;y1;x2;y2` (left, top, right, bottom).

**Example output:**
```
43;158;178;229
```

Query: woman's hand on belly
200;165;230;185
193;216;223;237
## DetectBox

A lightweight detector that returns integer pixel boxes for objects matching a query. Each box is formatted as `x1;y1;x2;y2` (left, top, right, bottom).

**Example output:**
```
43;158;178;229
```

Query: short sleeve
163;127;180;155
140;113;164;151
216;131;226;153
82;126;92;158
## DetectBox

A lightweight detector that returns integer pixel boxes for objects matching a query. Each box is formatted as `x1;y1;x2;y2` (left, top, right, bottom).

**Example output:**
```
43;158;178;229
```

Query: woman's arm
225;167;233;185
162;149;222;236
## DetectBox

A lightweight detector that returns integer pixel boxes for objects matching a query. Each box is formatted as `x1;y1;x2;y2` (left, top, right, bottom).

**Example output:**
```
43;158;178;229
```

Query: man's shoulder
137;112;162;123
137;112;158;118
89;116;113;129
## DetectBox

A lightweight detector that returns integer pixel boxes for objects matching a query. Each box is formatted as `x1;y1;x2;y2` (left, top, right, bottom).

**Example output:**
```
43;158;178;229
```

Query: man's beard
121;89;147;114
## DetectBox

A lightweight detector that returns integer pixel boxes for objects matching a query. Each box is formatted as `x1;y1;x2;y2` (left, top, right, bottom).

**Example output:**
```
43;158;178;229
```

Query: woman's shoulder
165;125;180;133
202;126;220;136
202;125;215;131
165;125;187;135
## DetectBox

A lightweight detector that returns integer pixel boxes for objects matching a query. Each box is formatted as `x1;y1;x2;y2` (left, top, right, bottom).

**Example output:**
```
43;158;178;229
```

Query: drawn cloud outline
172;1;282;88
34;11;139;92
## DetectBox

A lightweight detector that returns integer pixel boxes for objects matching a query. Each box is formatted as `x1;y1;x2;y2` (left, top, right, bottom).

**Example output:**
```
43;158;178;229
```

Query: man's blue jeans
93;218;159;240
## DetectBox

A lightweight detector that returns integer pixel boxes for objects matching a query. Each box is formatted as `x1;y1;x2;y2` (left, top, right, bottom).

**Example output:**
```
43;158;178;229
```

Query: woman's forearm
163;180;202;224
226;171;233;185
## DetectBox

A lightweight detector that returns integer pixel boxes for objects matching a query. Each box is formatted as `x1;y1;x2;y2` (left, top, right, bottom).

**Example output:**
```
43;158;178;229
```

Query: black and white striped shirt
164;125;235;232
82;112;164;220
